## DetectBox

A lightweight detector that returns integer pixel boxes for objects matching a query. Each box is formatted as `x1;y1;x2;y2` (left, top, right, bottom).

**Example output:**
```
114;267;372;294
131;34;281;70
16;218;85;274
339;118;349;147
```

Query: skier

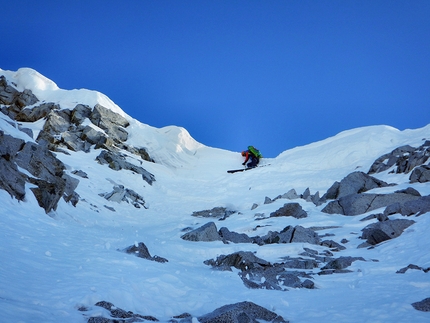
241;148;260;169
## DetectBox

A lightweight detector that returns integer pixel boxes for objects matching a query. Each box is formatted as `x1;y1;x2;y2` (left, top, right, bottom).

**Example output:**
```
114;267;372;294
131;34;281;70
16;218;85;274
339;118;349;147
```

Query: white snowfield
1;68;429;322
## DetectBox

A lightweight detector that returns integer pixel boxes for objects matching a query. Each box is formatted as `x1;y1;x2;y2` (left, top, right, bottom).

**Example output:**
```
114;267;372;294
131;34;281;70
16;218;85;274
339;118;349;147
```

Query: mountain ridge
1;67;430;322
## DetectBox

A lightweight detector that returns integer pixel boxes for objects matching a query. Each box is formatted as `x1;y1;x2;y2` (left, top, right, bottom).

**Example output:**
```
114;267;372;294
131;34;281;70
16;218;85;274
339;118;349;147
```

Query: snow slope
1;68;430;322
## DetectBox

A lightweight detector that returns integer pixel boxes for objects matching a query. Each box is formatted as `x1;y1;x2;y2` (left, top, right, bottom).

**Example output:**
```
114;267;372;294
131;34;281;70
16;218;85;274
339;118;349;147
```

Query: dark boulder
96;150;155;185
321;171;391;201
412;298;430;312
322;191;422;216
254;225;320;246
122;242;168;263
181;222;222;242
361;218;415;245
410;165;430;183
270;202;307;219
219;227;253;243
197;301;288;323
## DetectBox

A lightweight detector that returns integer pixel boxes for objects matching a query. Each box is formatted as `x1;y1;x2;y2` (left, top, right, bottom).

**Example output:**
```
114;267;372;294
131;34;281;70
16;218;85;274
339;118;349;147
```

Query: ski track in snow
1;68;430;322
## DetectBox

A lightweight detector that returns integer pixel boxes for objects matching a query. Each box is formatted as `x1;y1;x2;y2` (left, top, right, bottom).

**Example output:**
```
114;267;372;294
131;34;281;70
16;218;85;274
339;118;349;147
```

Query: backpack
248;145;262;158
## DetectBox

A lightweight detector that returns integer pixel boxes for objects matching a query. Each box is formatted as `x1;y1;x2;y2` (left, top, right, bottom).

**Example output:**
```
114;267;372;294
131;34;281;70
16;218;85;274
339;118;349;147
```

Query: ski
227;164;271;173
227;168;251;173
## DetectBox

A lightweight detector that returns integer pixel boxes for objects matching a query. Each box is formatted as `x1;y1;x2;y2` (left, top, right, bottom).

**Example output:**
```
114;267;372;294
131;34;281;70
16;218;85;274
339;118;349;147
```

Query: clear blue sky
3;1;429;157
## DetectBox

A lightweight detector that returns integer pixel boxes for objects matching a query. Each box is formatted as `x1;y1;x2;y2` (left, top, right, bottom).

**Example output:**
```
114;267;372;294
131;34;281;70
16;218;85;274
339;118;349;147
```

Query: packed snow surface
1;68;429;322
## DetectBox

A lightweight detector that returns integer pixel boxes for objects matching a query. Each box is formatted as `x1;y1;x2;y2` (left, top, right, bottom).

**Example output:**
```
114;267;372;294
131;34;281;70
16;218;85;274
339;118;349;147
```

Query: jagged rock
397;264;430;274
61;130;92;152
71;104;92;125
81;125;109;146
0;133;27;200
89;104;129;143
320;240;346;251
123;242;168;263
264;196;273;204
361;218;415;245
270;202;307;219
322;191;422;216
321;256;365;271
101;185;146;208
191;206;235;220
181;222;222;242
321;171;391;201
384;194;430;216
412;298;430;312
16;102;59;122
302;187;311;200
197;301;288;323
36;109;71;144
255;225;320;246
204;252;314;291
15;142;65;180
86;301;159;322
0;75;19;105
0;138;80;213
96;150;155;185
282;188;300;199
368;142;430;174
410;165;430;183
204;251;269;271
280;257;319;269
219;227;253;243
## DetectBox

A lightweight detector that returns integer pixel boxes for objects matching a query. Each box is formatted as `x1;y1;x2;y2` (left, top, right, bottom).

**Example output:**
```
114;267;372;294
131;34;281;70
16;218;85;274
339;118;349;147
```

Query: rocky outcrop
81;300;288;323
181;222;222;242
204;251;315;291
320;256;365;273
182;222;321;246
96;150;155;185
360;219;415;246
122;242;168;263
191;206;236;220
321;190;422;216
254;225;321;246
269;202;307;219
196;301;289;323
410;165;430;183
89;104;129;143
397;264;430;274
321;171;391;201
84;301;158;322
0;132;79;213
368;141;430;174
412;298;430;312
0;76;39;119
100;185;146;208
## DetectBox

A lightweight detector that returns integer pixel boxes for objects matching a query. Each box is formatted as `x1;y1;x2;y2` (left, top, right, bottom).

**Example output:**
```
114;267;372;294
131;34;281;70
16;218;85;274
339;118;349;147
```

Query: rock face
0;76;155;213
360;219;415;246
321;171;391;201
0;132;79;213
368;141;430;175
96;150;155;185
321;191;422;216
